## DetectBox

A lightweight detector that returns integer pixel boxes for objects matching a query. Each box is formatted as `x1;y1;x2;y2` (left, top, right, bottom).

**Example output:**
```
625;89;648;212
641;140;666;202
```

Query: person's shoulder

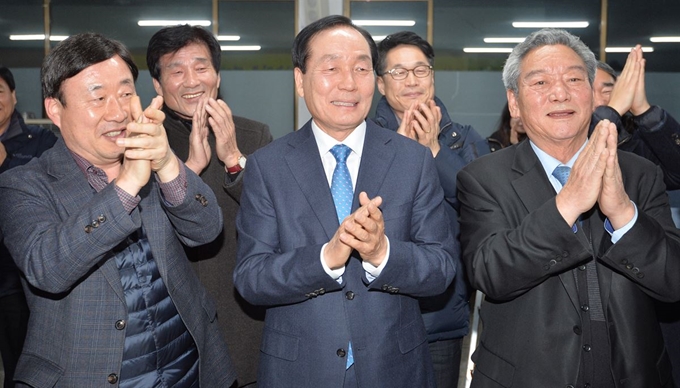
462;142;517;174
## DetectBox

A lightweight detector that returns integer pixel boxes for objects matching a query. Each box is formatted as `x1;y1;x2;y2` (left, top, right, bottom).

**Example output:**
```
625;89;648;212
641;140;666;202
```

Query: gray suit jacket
234;120;458;388
164;107;272;386
458;140;680;387
0;139;235;387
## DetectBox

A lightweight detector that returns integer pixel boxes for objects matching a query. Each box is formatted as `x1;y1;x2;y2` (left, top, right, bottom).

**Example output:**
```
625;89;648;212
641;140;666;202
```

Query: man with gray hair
458;28;680;387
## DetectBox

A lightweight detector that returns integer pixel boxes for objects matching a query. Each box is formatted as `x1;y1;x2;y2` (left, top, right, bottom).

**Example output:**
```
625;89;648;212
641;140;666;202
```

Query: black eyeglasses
384;65;433;80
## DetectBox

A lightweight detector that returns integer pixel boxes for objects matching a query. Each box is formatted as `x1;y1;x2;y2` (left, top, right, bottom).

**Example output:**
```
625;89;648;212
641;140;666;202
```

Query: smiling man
233;15;457;388
458;28;680;388
146;25;272;386
0;33;234;387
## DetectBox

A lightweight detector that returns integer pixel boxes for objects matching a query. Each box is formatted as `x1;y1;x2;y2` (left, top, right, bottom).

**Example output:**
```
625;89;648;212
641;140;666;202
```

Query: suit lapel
46;140;126;303
510;141;580;310
285;122;340;240
354;122;395;206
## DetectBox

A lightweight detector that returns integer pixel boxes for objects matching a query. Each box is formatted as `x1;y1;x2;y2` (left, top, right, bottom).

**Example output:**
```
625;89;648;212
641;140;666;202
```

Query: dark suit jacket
234;120;458;388
0;139;235;387
457;139;680;387
164;107;272;385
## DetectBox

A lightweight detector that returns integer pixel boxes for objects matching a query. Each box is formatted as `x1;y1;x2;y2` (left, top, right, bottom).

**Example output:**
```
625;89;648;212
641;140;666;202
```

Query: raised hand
411;100;442;157
396;103;416;140
205;98;242;168
554;120;611;225
339;192;386;267
185;97;211;175
597;122;635;229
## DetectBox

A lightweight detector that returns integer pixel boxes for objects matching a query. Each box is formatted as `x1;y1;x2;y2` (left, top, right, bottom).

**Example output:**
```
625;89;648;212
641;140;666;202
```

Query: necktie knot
552;165;571;186
330;144;351;164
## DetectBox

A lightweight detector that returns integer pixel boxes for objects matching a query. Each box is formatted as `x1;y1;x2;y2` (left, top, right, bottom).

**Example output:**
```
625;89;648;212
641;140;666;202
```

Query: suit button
625;263;634;270
584;384;591;388
381;284;389;291
391;288;399;294
543;264;550;271
345;291;355;300
115;320;126;330
304;293;311;298
317;288;325;295
98;215;106;222
621;259;628;265
92;220;100;228
637;273;645;279
631;267;639;273
84;225;93;233
336;348;346;358
580;304;589;312
562;250;569;257
582;344;591;352
549;259;557;266
107;373;119;384
578;265;586;271
573;325;582;335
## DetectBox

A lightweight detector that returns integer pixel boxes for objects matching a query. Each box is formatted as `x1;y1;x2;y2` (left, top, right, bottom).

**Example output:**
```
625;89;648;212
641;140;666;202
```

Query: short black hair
0;66;16;92
41;33;138;106
376;31;434;76
292;15;377;74
597;61;618;82
146;25;221;81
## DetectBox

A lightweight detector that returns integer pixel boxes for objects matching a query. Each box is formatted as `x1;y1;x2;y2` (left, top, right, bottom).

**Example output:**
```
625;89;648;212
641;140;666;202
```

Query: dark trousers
0;292;29;388
429;337;463;388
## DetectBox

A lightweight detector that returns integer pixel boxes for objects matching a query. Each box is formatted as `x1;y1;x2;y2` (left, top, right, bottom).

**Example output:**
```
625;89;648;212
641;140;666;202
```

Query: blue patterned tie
552;165;571;187
330;144;354;223
329;145;355;369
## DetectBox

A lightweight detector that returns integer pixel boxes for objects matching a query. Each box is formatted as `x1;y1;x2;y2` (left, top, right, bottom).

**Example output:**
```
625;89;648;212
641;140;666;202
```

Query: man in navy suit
234;15;457;388
0;33;234;387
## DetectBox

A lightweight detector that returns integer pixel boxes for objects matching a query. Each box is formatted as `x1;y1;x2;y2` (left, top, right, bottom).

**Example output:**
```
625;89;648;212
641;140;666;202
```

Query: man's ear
506;89;521;118
44;98;62;128
152;78;163;96
376;76;386;96
293;67;304;98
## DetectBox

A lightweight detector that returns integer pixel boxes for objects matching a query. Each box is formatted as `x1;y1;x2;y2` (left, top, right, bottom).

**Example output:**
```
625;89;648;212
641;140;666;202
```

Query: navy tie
330;144;353;223
552;165;571;187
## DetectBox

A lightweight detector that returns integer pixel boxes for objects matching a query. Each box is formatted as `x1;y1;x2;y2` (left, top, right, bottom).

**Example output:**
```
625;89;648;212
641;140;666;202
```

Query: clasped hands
115;95;179;196
324;192;387;270
555;120;635;230
186;97;241;175
608;44;651;117
397;100;442;157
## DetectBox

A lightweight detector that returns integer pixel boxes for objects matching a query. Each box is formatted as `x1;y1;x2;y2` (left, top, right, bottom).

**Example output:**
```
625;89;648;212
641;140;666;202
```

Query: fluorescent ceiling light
352;20;415;27
221;45;261;51
217;35;240;41
372;35;387;42
605;46;654;53
463;47;514;53
10;34;68;41
650;36;680;43
138;20;211;27
483;37;526;43
512;21;589;28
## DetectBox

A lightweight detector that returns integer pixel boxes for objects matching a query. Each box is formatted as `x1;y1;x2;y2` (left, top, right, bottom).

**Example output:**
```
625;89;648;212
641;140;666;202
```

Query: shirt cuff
114;185;141;214
363;236;390;282
320;243;346;284
157;157;188;207
605;201;638;243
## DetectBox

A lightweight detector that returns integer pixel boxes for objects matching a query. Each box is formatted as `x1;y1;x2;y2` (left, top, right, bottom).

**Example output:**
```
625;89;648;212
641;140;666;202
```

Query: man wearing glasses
374;31;491;388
